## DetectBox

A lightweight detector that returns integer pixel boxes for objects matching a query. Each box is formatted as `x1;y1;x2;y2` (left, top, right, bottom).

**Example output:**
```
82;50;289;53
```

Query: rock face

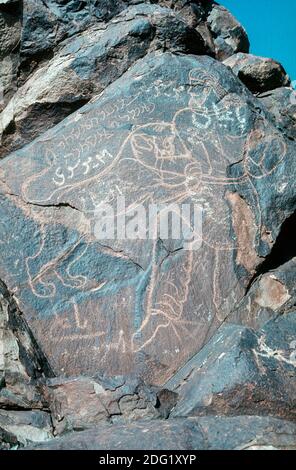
259;86;296;140
165;314;296;419
0;280;54;447
0;3;207;157
224;53;290;93
1;51;295;386
43;375;158;434
0;1;21;109
28;416;296;450
0;409;52;448
232;258;296;329
0;280;53;409
207;4;249;60
0;0;295;451
21;0;141;60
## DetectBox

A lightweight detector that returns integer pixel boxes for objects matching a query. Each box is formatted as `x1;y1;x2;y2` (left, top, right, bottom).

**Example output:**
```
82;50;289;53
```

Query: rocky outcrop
165;314;296;419
0;3;207;157
232;258;296;329
0;280;54;447
259;86;296;140
0;1;21;110
224;53;290;93
1;51;295;386
206;4;249;60
0;409;52;448
0;0;295;451
28;416;296;450
21;0;140;61
0;0;251;157
43;375;158;434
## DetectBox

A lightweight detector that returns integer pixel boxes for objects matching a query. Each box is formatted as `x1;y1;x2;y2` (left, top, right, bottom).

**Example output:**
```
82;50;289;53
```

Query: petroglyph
0;53;291;384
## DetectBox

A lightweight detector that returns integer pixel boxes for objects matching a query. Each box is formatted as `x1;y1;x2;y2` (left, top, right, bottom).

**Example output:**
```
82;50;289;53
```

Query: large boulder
224;53;290;93
155;1;250;60
165;314;296;419
20;0;139;60
0;3;206;157
0;51;295;387
206;4;249;60
259;86;296;140
42;375;158;434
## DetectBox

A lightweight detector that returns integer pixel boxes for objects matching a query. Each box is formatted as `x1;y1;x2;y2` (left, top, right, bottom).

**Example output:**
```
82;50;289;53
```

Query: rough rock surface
165;314;296;419
1;51;295;386
233;258;296;329
0;409;52;448
43;375;158;434
0;280;53;447
21;0;141;60
28;416;296;450
0;1;21;109
206;4;249;60
0;3;207;156
259;86;296;140
224;53;290;93
0;280;53;409
0;1;252;157
0;0;295;451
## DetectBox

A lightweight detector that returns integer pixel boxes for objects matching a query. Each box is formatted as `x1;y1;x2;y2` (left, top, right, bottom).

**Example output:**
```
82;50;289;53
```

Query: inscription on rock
0;53;292;384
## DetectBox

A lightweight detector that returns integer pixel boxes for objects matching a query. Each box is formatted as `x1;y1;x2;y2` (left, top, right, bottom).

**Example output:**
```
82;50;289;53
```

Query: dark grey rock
206;4;249;60
26;415;296;450
154;0;209;33
197;415;296;450
27;418;207;450
21;0;130;59
258;86;296;140
0;7;21;59
224;53;290;93
0;1;295;444
0;409;52;446
0;52;295;387
22;0;197;59
0;1;21;108
0;279;53;410
232;258;296;330
165;313;296;419
154;1;250;61
1;3;206;157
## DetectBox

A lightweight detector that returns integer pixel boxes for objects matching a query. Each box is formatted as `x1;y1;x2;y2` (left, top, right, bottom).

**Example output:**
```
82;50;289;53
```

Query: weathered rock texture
2;51;295;385
0;280;54;447
259;87;296;140
43;375;158;434
28;416;296;450
0;3;207;156
0;0;295;450
0;0;21;110
224;53;290;93
165;314;296;419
